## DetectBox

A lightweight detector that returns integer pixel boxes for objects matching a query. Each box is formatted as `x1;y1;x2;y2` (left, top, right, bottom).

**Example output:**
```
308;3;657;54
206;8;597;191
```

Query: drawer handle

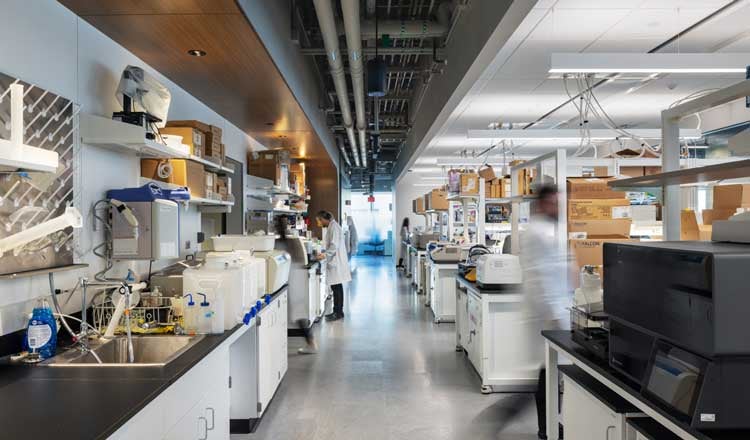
206;407;215;430
198;416;208;440
605;425;615;440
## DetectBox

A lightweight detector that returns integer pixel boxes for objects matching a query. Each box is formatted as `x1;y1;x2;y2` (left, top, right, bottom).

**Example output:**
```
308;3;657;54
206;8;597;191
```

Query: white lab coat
518;217;572;369
323;220;352;286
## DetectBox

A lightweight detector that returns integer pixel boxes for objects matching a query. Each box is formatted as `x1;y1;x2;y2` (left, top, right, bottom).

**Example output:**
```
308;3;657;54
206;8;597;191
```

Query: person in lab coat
315;211;352;322
519;185;571;440
346;216;358;261
397;217;410;269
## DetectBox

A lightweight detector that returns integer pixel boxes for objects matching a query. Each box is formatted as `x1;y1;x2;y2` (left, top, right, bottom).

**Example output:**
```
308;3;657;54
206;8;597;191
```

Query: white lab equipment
112;199;179;260
254;250;291;295
574;265;603;307
0;84;59;173
475;254;522;289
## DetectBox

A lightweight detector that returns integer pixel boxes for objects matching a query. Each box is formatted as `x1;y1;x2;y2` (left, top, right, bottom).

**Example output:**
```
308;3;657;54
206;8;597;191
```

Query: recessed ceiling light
187;49;207;57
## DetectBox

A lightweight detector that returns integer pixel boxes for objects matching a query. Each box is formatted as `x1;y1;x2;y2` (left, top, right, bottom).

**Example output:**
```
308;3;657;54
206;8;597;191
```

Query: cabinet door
456;287;469;349
257;307;275;415
279;292;289;378
308;269;318;321
467;294;483;374
563;379;621;440
204;346;230;439
164;398;207;440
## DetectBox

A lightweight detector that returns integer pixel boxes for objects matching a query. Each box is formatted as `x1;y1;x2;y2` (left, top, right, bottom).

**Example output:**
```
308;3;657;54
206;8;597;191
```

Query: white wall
0;1;264;335
392;173;431;260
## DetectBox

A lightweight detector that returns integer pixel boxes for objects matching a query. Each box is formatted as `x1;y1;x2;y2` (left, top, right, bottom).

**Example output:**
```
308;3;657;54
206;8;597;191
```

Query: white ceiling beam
549;53;750;74
467;128;701;140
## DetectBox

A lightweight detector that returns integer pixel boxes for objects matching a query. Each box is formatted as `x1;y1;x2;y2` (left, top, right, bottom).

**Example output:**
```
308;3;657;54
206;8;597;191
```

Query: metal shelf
187;154;234;174
446;193;480;201
608;159;750;188
139;178;235;207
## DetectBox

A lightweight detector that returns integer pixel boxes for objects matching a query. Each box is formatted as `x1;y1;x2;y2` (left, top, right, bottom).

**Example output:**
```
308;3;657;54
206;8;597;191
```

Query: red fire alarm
367;195;375;203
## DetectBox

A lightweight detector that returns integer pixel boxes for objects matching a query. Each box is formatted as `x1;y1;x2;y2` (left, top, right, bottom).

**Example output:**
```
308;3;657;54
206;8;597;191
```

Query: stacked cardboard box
290;163;306;196
247;149;291;187
460;173;480;195
216;175;231;201
141;159;205;198
165;120;224;164
567;177;636;276
485;177;511;198
685;184;750;240
413;197;425;214
160;125;205;158
424;188;449;211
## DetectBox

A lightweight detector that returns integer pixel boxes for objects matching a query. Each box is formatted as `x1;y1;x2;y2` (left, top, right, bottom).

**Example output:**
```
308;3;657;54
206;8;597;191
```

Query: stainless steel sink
42;335;205;367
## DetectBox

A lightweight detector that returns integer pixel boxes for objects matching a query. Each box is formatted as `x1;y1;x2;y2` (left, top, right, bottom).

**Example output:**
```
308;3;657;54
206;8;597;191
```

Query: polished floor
242;256;538;440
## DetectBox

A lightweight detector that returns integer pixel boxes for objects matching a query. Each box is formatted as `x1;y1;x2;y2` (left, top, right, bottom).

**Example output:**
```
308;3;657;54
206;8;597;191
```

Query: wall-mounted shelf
81;114;189;158
82;114;235;175
608;158;750;188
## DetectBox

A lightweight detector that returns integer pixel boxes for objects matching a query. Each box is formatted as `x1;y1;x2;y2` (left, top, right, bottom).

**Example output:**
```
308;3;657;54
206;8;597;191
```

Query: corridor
245;256;538;440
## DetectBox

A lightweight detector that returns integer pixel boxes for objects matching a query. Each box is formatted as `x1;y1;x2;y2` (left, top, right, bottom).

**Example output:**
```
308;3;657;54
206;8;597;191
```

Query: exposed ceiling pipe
338;20;449;39
341;0;368;168
312;0;361;167
336;135;352;166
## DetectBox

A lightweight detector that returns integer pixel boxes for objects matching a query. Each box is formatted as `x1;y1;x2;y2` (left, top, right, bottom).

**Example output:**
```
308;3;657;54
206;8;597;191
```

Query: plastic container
23;299;57;361
211;234;276;252
196;293;221;334
183;262;238;331
204;251;262;326
182;294;198;336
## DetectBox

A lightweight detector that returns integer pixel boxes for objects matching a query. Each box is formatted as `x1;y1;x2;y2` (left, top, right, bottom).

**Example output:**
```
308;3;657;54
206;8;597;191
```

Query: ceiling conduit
341;0;368;168
312;0;361;167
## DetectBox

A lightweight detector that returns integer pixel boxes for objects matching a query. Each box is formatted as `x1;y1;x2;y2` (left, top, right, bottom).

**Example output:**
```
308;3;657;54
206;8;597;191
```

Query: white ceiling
406;0;750;177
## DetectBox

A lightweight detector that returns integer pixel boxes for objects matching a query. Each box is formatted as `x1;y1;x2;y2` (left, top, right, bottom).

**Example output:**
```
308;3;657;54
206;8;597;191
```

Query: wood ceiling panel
59;0;238;16
59;0;333;163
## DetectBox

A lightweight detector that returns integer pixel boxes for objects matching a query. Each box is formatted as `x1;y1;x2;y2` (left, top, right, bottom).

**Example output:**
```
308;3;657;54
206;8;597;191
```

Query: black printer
603;241;750;430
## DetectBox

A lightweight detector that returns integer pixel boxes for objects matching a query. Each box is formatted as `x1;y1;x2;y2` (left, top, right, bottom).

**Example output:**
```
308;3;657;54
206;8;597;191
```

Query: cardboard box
619;166;644;178
159;126;204;157
425;189;448;211
166;120;211;133
247;149;291;184
205;125;223;160
631;205;657;224
478;166;496;181
460;173;479;195
702;208;736;225
567;177;626;199
141;159;205;198
205;172;218;195
713;184;750;209
568;199;631;220
567;219;632;238
413;198;425;214
681;210;713;241
569;236;636;268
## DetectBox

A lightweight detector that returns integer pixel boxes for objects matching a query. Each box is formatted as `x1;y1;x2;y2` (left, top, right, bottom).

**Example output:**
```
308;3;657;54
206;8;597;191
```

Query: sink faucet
80;278;135;363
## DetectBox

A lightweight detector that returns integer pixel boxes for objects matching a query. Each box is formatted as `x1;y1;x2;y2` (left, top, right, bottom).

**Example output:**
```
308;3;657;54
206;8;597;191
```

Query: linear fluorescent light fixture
467;128;701;140
549;53;750;74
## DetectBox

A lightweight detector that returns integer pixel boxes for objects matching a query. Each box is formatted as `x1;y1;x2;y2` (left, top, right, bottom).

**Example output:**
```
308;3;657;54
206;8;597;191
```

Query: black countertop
455;274;521;295
543;330;750;440
0;287;287;440
0;327;241;440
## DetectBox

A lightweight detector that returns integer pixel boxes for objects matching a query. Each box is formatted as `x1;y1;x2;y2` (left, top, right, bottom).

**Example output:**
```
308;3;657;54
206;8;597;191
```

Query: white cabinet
562;372;641;440
428;262;457;323
455;283;469;351
454;280;539;393
257;290;288;416
109;345;230;440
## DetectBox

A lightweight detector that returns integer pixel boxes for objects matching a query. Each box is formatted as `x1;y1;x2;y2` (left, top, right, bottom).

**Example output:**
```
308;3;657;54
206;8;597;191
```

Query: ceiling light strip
549;53;750;74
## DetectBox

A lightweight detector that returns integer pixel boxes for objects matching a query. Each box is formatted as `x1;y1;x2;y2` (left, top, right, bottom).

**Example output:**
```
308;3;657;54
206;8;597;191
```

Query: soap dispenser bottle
23;299;57;362
182;294;197;336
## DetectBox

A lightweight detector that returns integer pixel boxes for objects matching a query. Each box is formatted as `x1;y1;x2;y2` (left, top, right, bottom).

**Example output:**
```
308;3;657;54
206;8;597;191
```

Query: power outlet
185;240;191;250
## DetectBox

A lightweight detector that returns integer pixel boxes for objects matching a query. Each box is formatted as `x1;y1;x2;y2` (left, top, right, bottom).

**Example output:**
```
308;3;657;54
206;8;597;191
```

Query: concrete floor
242;256;539;440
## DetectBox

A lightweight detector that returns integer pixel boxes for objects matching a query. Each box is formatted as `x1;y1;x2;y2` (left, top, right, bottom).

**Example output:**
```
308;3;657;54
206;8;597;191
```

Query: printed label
27;322;52;349
611;206;632;219
700;414;716;422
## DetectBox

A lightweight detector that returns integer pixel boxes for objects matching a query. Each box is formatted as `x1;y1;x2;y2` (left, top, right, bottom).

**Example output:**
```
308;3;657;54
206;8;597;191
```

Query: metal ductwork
312;0;361;167
341;0;367;168
336;135;352;166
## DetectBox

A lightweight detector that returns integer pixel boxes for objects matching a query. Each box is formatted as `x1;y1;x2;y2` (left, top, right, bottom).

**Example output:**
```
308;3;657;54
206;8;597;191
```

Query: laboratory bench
543;330;750;440
454;276;541;393
0;288;289;440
